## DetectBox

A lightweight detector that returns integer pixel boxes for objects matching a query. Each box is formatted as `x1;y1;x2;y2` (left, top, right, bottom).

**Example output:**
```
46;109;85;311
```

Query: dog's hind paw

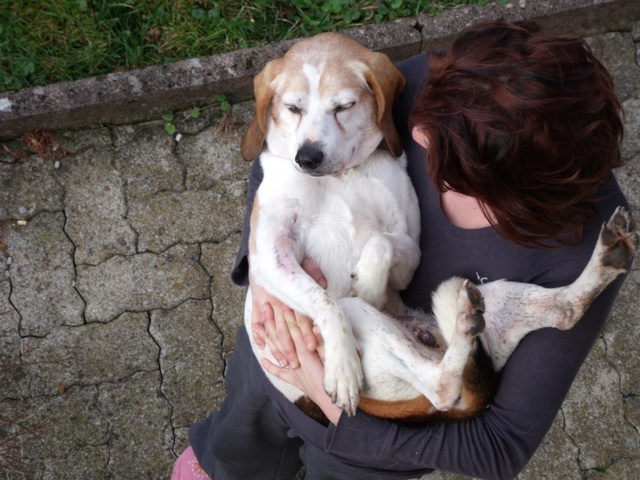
457;280;485;337
600;206;638;269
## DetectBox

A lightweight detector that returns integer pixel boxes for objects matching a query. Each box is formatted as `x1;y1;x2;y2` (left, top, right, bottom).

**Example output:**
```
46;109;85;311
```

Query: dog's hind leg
554;206;638;329
386;232;422;291
480;206;638;370
349;279;486;412
417;278;486;411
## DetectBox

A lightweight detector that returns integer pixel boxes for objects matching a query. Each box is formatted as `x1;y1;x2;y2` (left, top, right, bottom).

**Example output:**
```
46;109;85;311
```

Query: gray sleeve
231;159;263;286
321;274;626;479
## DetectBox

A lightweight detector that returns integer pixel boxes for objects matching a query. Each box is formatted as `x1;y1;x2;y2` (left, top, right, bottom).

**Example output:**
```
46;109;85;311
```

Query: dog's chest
303;178;384;245
260;159;406;296
308;177;396;288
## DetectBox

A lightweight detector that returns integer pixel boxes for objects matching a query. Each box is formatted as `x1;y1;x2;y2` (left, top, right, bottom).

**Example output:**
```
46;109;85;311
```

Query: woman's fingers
262;309;289;367
301;258;328;289
250;281;270;349
295;312;318;352
261;356;294;382
250;298;266;349
273;303;300;368
260;320;317;383
251;282;298;366
251;301;268;349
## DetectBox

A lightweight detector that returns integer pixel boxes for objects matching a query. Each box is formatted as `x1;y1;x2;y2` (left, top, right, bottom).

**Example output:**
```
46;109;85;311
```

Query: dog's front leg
253;217;364;415
269;277;364;415
315;302;364;415
351;234;393;311
351;233;421;313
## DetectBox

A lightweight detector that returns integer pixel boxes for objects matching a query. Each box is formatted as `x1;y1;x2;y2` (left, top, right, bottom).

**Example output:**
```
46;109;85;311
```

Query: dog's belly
302;216;365;297
245;288;429;404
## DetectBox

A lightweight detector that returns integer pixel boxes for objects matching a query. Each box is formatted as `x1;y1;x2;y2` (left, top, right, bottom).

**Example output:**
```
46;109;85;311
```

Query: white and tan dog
241;32;420;415
240;32;638;421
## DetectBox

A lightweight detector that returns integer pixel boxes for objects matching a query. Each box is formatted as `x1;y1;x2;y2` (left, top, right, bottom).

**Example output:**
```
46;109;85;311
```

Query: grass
0;0;496;93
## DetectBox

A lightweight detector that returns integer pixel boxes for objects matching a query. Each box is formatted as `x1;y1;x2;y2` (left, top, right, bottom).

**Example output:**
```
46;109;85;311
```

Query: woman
177;20;630;479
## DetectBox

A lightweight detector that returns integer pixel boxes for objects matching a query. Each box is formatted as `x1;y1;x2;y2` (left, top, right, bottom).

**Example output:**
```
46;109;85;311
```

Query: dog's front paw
599;206;638;269
323;349;363;416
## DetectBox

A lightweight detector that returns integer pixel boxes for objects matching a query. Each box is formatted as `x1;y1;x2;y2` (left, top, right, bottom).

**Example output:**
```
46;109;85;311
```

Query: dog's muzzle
295;141;325;174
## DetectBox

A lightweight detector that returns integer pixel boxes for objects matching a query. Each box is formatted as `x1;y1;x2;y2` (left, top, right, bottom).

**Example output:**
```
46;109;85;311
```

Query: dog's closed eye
286;104;302;114
335;102;355;114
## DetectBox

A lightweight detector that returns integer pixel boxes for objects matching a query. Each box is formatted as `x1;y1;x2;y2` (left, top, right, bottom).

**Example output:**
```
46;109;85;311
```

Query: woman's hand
250;258;327;368
261;314;342;425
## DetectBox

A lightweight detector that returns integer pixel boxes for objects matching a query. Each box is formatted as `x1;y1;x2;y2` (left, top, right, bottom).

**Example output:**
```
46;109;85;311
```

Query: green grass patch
0;0;495;92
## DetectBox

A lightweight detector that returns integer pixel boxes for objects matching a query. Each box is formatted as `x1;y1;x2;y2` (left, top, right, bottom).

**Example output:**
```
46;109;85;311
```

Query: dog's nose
295;142;324;171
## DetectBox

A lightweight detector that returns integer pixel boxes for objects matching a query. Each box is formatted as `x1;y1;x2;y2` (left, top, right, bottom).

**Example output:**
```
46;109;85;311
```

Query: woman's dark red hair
410;20;624;246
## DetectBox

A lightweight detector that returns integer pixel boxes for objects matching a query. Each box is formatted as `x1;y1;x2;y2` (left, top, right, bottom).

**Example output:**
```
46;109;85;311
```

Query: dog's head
240;32;406;176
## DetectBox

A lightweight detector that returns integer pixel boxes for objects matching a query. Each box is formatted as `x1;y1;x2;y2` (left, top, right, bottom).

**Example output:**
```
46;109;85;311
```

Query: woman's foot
172;446;211;480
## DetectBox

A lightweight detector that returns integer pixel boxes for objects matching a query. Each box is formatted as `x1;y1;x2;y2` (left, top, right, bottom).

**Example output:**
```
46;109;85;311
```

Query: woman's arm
260;275;626;479
320;278;625;479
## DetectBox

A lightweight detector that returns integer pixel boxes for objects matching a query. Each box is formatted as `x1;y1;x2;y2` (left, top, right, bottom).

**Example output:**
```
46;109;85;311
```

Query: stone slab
76;243;209;323
2;212;85;337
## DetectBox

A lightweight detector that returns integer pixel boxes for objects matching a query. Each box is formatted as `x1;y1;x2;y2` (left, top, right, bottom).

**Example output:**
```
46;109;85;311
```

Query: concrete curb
1;0;639;141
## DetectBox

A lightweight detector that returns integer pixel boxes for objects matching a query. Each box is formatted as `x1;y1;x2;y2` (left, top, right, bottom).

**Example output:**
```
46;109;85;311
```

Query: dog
241;31;419;415
240;31;638;421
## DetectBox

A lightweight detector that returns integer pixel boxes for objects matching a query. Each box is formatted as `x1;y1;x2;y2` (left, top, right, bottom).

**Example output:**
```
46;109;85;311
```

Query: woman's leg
188;327;304;480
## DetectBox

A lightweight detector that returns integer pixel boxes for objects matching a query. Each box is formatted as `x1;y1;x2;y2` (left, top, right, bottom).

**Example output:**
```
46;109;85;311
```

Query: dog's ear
240;58;284;161
364;52;406;158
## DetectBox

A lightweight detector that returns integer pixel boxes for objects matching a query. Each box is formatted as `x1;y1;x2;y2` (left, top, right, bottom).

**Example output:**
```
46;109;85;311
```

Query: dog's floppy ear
240;58;284;161
364;52;406;158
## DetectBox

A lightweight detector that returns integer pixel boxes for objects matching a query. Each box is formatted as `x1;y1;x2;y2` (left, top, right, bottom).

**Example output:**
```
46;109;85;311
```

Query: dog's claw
600;206;638;269
323;350;364;416
460;280;485;337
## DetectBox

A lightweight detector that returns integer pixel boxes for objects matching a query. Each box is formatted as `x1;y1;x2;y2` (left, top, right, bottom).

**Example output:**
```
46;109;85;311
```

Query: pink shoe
172;446;211;480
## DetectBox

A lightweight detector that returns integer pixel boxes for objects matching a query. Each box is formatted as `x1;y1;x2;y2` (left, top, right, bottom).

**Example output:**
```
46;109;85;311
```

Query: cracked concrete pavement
0;117;250;478
1;5;640;480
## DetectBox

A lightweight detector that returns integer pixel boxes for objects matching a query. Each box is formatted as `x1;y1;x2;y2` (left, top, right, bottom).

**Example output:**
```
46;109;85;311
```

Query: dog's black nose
295;142;324;171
